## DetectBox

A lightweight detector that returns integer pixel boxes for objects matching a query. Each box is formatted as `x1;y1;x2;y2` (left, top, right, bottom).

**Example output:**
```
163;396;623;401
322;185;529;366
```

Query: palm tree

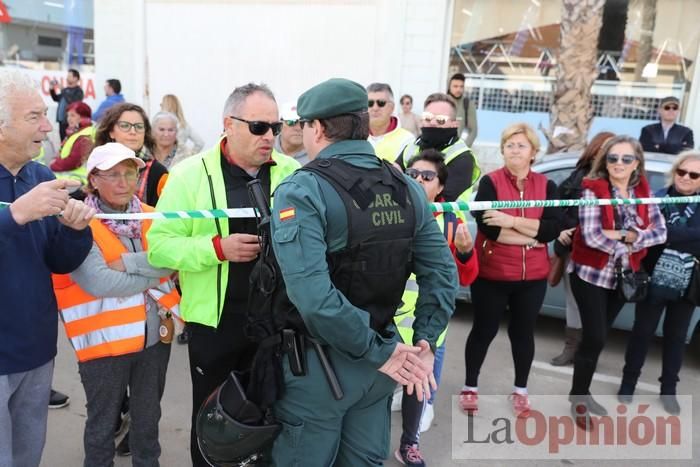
633;0;657;81
544;0;606;153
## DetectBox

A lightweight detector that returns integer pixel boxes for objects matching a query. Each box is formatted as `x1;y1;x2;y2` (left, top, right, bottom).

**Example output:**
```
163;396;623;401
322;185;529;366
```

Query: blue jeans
430;343;446;404
0;359;53;467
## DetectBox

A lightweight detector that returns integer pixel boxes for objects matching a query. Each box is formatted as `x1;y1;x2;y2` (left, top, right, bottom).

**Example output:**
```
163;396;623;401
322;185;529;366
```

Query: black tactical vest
302;157;416;333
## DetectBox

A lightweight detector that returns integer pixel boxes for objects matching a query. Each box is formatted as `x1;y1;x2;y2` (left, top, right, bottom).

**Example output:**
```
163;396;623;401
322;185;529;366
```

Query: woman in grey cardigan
55;143;179;466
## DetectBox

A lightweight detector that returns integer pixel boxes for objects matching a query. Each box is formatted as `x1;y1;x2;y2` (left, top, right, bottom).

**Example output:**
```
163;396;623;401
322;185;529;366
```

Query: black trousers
187;311;257;467
569;273;627;395
464;278;547;388
622;296;695;393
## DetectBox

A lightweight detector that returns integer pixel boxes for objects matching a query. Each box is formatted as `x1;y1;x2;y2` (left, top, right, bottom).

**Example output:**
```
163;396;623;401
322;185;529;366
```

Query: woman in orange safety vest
52;142;180;466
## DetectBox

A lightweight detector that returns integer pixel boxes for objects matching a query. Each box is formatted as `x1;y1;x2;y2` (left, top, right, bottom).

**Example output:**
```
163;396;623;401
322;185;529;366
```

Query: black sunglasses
299;119;313;129
676;168;700;180
606;153;637;165
230;116;282;136
282;119;300;127
368;99;388;108
406;168;437;182
663;105;679;111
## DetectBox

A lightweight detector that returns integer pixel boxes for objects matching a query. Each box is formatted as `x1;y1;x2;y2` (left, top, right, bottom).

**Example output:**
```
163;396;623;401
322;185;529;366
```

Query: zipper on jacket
520;189;526;281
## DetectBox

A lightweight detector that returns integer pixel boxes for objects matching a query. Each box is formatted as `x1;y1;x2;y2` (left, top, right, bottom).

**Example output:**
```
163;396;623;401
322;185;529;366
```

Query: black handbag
612;201;649;302
617;267;649;302
685;259;700;306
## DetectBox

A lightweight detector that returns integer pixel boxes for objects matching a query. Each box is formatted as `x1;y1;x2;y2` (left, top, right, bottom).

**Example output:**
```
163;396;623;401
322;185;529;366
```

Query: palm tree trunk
633;0;657;81
546;0;606;154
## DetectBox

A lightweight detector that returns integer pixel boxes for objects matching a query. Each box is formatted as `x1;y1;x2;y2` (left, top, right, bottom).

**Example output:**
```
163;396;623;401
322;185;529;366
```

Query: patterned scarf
85;194;143;239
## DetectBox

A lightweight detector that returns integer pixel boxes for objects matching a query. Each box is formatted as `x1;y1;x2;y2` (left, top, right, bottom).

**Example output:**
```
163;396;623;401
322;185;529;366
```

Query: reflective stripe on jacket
52;203;180;362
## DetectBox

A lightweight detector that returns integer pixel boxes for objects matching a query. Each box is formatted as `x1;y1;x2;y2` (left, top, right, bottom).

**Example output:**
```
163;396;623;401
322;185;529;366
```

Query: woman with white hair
160;94;204;153
618;150;700;415
151;111;192;168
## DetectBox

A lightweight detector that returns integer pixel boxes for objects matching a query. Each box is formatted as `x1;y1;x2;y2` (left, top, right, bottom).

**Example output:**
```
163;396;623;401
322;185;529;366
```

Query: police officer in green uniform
269;78;458;467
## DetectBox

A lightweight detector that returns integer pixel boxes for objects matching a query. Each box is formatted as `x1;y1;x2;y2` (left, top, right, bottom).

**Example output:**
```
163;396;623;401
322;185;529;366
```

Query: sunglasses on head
663;105;679;111
676;168;700;180
405;168;437;182
368;99;388;108
421;112;451;125
606;153;637;165
230;116;282;136
283;119;300;127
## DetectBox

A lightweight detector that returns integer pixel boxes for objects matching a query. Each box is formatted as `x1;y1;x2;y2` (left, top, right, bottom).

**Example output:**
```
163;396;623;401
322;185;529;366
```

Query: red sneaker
509;392;531;417
459;390;478;415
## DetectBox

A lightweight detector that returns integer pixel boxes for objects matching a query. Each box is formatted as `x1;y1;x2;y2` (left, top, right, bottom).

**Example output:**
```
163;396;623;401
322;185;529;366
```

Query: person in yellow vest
52;142;180;466
396;93;480;203
147;83;300;467
50;101;95;187
393;149;478;466
366;82;414;161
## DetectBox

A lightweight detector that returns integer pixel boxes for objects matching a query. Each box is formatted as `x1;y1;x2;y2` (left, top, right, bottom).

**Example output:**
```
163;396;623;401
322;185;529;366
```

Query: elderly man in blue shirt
0;69;95;467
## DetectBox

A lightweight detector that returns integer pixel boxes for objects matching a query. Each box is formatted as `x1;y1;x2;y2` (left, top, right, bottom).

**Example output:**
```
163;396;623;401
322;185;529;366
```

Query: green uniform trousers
270;344;396;467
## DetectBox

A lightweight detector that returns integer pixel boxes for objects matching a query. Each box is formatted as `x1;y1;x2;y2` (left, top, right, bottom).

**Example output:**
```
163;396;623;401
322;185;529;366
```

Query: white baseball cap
86;142;146;174
280;101;300;122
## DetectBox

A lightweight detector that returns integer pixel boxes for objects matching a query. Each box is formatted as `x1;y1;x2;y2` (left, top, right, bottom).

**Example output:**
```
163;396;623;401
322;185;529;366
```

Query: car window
541;167;572;186
647;170;667;193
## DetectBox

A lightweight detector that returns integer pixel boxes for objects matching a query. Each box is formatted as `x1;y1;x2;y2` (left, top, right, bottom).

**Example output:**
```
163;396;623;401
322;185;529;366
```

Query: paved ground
43;302;700;466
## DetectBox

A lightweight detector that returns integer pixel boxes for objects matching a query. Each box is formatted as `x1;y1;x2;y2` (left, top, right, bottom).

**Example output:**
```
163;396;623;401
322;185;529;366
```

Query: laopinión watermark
451;395;692;459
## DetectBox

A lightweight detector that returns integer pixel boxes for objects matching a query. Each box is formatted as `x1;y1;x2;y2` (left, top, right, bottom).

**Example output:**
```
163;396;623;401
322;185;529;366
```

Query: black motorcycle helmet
196;371;281;466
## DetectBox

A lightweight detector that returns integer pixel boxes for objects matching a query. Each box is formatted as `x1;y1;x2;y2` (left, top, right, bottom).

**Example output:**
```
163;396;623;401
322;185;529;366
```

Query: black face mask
420;127;458;148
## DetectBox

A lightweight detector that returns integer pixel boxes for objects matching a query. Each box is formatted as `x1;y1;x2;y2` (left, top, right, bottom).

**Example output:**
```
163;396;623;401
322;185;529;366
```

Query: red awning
0;1;11;24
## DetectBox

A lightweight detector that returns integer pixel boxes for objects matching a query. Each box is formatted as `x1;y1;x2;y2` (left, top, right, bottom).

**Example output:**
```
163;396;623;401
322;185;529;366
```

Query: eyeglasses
663;105;679;111
675;168;700;180
230;116;282;136
405;168;438;182
299;119;313;129
606;153;637;165
116;121;146;133
421;112;451;125
95;171;139;183
368;99;388;108
282;119;300;127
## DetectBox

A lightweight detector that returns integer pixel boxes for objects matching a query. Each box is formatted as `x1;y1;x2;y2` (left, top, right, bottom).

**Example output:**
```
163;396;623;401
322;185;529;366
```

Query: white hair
151;111;179;129
0;69;38;128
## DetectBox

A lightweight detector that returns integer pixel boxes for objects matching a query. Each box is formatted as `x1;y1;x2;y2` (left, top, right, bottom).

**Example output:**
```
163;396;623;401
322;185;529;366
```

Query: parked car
459;151;700;343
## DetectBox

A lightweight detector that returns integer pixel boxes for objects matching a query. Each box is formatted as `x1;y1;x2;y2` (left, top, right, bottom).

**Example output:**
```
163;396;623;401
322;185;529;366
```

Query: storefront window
1;0;96;150
450;0;700;140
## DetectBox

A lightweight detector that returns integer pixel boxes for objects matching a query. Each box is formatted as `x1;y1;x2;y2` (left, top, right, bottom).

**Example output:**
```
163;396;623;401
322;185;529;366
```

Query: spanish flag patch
279;207;296;221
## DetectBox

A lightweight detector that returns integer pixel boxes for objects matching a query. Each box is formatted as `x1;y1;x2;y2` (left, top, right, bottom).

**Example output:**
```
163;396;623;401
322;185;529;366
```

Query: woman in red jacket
461;123;561;417
568;135;666;430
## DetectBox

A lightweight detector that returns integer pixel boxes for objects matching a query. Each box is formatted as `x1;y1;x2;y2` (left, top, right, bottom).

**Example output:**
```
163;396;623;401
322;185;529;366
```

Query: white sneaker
391;387;403;412
419;402;434;433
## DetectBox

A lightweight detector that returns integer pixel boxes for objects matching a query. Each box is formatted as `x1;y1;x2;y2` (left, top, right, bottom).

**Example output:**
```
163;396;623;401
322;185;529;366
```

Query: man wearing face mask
396;93;480;202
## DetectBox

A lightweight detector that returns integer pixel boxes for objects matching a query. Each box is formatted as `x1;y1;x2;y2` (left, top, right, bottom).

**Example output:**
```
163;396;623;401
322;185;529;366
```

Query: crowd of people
1;65;699;467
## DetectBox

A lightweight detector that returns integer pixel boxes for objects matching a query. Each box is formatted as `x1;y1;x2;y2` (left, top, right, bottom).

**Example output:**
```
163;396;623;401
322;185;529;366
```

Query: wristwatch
619;229;628;243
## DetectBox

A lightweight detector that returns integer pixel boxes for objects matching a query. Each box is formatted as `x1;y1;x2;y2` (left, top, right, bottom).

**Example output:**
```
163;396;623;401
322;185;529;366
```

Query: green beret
297;78;368;120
